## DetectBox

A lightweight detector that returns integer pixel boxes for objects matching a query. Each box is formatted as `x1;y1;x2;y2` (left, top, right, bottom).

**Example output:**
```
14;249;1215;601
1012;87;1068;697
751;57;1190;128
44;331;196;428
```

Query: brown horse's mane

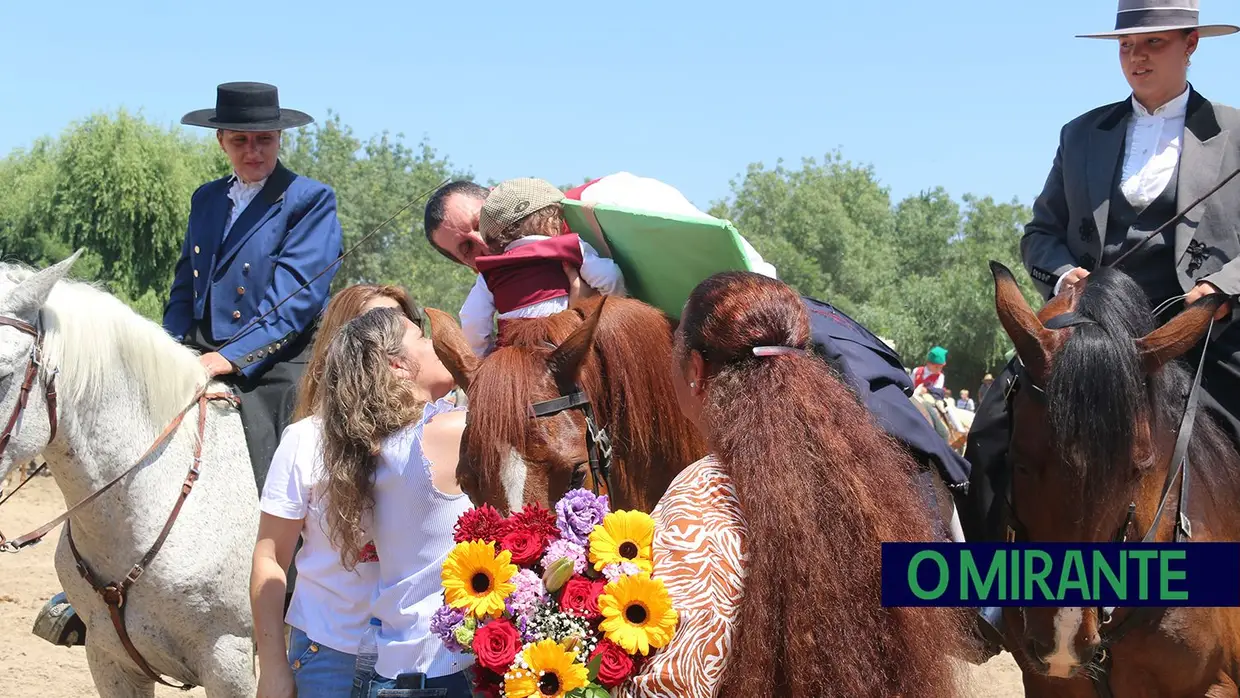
1045;268;1240;538
466;296;705;509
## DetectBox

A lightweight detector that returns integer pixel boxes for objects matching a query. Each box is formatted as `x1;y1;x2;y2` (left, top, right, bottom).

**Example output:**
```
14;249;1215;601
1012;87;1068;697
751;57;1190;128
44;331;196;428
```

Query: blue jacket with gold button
162;161;343;379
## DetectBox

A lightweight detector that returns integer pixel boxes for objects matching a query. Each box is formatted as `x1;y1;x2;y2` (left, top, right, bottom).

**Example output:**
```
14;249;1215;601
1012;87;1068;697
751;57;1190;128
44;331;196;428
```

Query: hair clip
752;346;804;357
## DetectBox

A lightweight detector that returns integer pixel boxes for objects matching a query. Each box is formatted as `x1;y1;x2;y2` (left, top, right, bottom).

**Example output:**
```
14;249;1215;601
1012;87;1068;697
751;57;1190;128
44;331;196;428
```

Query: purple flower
430;604;467;653
540;539;588;576
508;569;549;621
555;489;610;546
602;561;642;583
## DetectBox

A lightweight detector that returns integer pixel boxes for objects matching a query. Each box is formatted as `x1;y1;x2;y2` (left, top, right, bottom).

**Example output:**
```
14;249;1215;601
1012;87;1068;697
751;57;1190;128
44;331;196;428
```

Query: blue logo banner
880;543;1240;607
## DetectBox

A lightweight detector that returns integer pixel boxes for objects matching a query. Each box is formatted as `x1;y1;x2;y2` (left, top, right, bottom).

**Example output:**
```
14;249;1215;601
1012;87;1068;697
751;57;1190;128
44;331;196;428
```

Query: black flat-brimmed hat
181;82;314;131
1078;0;1238;39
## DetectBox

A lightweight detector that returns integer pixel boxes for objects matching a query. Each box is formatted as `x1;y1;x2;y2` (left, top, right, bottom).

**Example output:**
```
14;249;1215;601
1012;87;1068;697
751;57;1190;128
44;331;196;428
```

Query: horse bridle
0;311;237;692
526;343;614;496
1002;310;1213;698
0;314;58;468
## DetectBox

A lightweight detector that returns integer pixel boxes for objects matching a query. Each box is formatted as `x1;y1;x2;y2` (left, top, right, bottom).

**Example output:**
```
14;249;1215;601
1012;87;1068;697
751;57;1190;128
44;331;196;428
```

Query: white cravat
225;173;267;239
1120;85;1189;209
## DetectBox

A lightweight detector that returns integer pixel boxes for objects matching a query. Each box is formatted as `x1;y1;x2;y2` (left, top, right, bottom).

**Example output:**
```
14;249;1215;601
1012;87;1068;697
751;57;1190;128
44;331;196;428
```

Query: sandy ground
0;475;1025;697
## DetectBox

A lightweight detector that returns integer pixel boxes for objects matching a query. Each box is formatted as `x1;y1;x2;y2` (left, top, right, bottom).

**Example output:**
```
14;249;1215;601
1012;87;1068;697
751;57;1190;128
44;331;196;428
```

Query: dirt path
0;476;1025;696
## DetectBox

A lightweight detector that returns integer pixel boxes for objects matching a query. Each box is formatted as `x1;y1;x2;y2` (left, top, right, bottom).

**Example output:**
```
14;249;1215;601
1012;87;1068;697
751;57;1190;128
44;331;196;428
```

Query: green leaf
586;653;604;681
566;684;610;698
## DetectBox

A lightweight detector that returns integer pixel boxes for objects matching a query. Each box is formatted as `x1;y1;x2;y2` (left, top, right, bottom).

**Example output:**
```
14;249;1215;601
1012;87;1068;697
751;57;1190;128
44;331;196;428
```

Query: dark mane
1047;268;1240;525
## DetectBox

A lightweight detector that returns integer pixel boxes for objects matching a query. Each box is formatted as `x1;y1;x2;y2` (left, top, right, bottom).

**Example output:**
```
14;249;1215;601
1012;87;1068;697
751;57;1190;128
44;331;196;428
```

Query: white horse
0;252;257;697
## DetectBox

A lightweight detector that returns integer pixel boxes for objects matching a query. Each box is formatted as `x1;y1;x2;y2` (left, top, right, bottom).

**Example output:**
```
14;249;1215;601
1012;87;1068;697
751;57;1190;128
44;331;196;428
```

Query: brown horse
990;260;1240;697
426;295;706;514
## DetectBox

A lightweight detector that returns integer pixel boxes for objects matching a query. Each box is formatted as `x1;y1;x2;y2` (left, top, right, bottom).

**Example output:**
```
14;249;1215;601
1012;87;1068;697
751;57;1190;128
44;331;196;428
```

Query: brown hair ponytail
677;271;965;698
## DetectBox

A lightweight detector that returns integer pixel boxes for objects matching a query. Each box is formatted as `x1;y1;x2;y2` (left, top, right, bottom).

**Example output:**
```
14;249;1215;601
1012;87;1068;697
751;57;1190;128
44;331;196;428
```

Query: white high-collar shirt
225;173;267;239
1120;85;1190;209
1054;85;1190;296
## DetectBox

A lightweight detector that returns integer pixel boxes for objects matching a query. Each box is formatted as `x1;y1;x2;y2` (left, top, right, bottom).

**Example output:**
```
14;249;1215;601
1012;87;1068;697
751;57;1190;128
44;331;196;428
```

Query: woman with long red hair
623;271;967;698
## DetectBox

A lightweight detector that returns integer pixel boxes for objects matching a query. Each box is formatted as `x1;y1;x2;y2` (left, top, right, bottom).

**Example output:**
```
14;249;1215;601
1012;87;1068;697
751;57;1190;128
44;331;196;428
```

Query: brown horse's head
426;295;705;515
990;261;1232;679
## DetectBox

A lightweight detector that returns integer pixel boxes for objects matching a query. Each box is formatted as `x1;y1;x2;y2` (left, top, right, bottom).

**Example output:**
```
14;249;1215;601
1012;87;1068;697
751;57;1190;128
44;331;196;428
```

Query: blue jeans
362;669;474;698
288;626;358;697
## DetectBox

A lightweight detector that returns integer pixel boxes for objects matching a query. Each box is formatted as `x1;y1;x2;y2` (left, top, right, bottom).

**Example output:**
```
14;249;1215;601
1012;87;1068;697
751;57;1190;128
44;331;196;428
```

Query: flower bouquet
433;489;679;698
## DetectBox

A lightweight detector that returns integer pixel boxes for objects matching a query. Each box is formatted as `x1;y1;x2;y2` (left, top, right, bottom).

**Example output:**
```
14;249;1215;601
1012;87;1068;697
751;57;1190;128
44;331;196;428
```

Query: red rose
356;542;379;564
471;618;522;674
590;639;637;688
558;575;606;619
502;503;559;542
454;505;506;544
500;529;547;567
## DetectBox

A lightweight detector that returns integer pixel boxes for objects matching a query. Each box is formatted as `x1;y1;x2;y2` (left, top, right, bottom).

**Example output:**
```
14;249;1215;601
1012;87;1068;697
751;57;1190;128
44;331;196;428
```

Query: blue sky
3;1;1239;212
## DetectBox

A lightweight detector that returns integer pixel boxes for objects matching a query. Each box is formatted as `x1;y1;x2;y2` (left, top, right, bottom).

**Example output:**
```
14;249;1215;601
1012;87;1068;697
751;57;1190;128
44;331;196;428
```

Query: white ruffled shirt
225;173;267;239
1054;86;1190;297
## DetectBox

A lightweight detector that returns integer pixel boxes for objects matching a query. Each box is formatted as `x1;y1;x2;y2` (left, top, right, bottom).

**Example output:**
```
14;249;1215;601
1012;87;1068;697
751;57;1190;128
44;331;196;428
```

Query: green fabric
926;346;948;364
562;199;760;321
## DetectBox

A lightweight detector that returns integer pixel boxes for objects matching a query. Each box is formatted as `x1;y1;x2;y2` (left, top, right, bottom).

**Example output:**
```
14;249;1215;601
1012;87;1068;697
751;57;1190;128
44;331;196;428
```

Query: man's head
424;181;490;270
217;129;281;183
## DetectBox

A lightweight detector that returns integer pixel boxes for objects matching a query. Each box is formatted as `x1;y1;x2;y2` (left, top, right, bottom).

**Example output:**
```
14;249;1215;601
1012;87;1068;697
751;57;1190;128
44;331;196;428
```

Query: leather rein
0;313;238;691
1002;310;1213;698
528;344;613;497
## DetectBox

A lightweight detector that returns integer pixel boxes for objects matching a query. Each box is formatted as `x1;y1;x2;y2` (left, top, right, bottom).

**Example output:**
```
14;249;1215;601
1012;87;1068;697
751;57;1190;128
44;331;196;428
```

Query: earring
689;381;696;388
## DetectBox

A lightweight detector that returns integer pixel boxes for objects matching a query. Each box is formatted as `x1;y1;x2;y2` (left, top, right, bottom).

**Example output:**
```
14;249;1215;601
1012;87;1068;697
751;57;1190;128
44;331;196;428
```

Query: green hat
926;346;948;364
479;177;565;243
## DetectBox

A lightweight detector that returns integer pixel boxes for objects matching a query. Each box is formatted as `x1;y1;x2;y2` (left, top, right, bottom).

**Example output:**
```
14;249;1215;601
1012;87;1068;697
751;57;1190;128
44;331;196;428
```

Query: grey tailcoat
1021;87;1240;303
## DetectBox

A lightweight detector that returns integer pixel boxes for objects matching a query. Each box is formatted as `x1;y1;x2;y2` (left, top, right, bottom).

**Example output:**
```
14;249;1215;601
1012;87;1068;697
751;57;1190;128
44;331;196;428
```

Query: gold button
237;286;245;295
292;659;301;669
309;644;319;653
193;245;200;254
193;270;199;278
246;354;254;362
243;263;250;273
257;350;265;358
232;310;241;319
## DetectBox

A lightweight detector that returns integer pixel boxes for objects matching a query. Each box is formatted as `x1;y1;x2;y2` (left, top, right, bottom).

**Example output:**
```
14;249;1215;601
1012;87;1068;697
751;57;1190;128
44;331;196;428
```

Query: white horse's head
0;252;80;479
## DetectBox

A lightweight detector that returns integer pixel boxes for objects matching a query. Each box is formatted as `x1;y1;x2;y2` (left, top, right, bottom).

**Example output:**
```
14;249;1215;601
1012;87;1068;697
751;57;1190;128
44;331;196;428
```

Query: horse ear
1135;293;1227;374
990;261;1055;381
425;307;478;391
3;250;82;315
549;296;605;389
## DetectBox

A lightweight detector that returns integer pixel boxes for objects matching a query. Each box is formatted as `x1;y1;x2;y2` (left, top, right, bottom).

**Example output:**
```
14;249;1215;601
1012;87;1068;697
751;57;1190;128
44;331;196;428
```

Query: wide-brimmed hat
1078;0;1238;39
479;178;565;242
181;82;314;132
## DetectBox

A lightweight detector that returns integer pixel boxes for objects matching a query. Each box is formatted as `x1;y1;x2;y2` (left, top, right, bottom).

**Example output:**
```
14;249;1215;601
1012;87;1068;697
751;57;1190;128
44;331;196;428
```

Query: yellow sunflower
503;639;589;698
588;510;654;573
598;572;679;656
441;540;518;620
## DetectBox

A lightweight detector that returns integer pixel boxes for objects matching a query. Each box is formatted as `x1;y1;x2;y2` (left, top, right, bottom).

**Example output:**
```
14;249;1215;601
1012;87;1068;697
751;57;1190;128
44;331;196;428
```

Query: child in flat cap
458;177;627;357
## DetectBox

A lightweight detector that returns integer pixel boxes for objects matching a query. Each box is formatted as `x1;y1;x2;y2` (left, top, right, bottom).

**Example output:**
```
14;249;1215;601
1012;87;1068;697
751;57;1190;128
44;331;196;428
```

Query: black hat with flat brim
1078;0;1238;39
181;81;314;131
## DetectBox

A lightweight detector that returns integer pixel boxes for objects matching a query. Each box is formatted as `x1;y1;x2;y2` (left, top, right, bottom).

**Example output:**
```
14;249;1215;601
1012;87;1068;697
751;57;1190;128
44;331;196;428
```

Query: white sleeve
459;275;497;358
578;239;627;297
259;421;309;520
933;373;946;390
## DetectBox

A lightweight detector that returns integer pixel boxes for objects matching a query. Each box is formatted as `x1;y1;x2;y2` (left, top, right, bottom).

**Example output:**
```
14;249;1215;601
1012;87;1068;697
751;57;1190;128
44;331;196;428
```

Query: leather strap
0;389;235;552
66;391;235;690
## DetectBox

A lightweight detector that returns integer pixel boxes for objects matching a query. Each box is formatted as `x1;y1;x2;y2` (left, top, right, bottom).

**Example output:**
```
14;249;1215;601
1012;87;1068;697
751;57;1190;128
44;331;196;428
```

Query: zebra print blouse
622;455;747;698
